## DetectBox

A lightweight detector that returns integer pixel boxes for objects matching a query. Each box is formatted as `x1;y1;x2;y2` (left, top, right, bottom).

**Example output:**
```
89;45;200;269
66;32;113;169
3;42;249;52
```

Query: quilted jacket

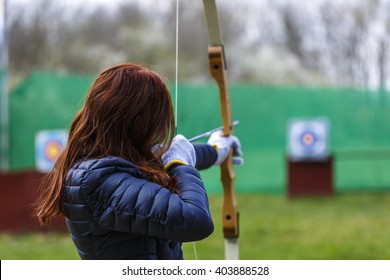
61;143;216;259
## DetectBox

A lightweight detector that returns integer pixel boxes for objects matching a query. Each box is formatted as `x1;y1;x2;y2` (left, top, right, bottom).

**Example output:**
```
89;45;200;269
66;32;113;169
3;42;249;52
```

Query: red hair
36;63;177;226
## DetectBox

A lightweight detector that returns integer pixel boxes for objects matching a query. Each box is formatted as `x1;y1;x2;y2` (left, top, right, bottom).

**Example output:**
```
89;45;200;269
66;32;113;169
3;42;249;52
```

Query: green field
1;193;390;260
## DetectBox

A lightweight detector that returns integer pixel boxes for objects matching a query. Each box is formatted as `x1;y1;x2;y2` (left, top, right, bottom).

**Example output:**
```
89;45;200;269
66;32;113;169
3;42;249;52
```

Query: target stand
287;119;334;198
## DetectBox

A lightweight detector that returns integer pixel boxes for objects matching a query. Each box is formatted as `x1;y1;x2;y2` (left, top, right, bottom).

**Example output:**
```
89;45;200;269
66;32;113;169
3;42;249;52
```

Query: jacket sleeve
193;143;217;170
80;163;214;242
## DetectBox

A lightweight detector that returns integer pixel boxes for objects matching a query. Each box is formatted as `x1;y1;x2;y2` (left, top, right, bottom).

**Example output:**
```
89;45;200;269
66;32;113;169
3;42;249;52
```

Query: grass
0;232;79;260
1;193;390;260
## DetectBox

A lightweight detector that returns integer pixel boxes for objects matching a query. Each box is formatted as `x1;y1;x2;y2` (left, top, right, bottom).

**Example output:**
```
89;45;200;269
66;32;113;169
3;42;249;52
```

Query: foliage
7;0;390;89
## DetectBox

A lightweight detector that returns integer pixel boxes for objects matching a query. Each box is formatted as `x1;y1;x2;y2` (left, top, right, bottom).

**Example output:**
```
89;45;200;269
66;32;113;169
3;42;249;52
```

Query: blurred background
1;0;390;260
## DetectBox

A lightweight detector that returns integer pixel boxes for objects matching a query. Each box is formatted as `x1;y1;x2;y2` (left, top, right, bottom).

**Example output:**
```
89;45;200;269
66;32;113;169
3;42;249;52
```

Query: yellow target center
302;134;314;145
45;141;62;161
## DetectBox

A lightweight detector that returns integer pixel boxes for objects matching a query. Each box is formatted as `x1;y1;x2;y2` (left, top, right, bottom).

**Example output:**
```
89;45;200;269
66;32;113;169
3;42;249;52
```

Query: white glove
162;134;196;170
207;130;244;165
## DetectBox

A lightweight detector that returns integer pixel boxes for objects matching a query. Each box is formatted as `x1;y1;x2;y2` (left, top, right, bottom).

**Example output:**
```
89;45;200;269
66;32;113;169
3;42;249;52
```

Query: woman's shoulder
75;156;137;170
66;156;144;186
65;157;155;207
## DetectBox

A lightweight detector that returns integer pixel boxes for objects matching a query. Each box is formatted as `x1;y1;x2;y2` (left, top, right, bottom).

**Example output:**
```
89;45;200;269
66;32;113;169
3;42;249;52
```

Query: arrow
189;120;240;142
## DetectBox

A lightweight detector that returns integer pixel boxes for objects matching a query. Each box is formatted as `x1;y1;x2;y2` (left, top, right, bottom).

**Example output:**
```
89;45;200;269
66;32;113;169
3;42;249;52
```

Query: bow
202;0;239;260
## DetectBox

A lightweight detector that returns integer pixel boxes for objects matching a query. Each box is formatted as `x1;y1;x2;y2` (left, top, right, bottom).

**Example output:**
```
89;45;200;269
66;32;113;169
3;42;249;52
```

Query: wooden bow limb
202;0;239;260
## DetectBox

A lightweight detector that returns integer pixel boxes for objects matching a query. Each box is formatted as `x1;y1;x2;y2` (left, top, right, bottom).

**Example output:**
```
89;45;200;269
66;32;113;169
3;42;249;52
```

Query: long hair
36;63;176;226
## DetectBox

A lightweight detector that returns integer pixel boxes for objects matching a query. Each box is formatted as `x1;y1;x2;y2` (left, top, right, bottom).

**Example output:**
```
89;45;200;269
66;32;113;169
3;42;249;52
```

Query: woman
35;63;242;260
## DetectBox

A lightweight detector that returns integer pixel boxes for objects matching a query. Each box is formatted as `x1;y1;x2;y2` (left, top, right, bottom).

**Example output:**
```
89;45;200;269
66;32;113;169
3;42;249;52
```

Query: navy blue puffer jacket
61;143;216;260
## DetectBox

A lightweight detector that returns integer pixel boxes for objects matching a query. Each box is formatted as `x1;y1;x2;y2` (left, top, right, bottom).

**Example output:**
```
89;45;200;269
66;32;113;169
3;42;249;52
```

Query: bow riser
207;45;238;239
208;46;233;136
221;152;238;238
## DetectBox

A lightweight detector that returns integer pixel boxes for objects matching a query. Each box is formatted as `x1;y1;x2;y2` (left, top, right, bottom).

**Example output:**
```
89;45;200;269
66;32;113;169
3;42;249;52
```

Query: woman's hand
162;135;196;170
207;130;243;165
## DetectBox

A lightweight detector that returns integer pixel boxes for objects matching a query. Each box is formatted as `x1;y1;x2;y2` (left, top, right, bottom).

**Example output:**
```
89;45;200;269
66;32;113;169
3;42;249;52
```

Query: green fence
5;72;390;194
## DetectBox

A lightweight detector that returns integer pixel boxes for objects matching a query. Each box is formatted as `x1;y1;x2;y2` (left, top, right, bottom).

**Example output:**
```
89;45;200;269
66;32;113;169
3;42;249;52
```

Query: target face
288;119;329;161
35;130;68;172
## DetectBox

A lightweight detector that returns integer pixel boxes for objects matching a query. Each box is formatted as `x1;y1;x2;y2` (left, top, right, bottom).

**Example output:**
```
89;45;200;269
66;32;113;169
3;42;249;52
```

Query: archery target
288;119;329;161
35;130;68;172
